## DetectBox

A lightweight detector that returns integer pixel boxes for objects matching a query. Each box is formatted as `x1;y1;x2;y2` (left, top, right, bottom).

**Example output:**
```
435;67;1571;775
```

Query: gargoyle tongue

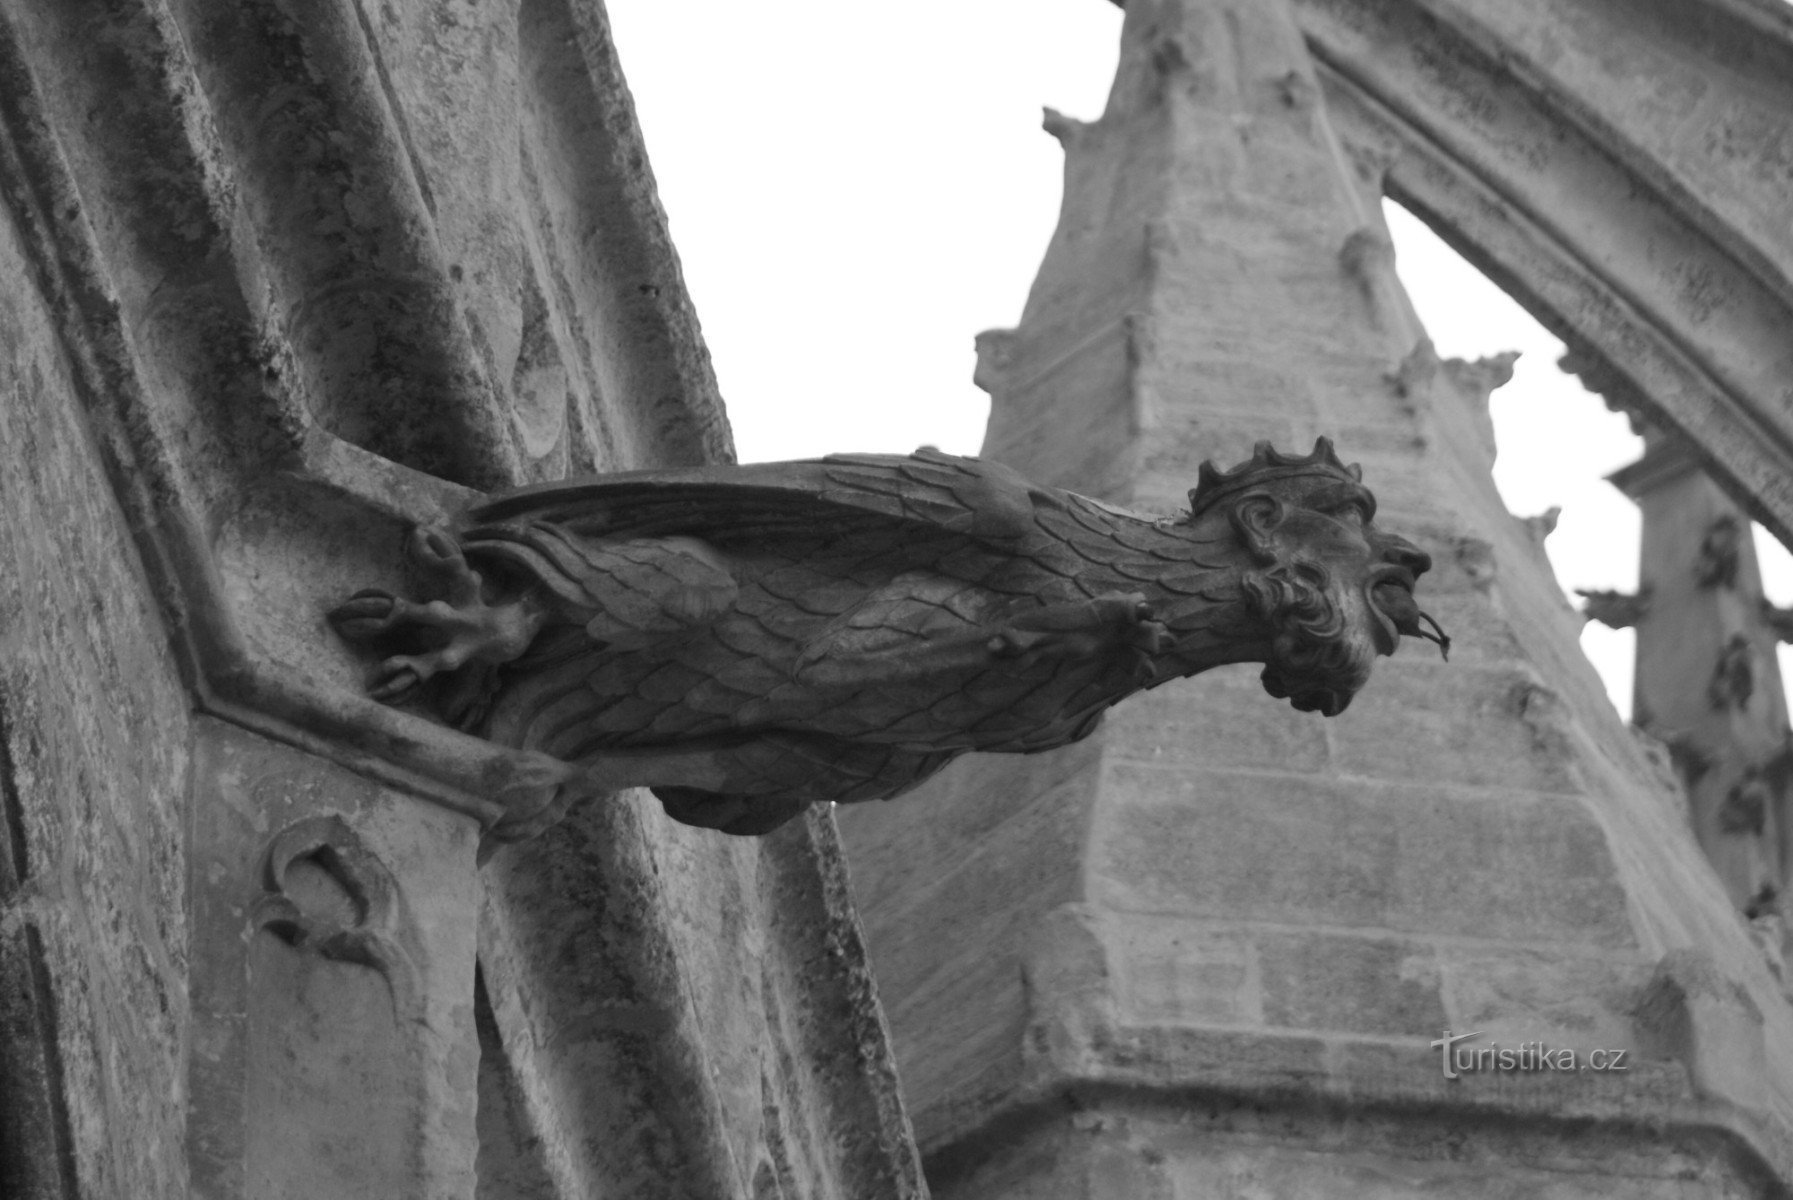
1371;581;1452;661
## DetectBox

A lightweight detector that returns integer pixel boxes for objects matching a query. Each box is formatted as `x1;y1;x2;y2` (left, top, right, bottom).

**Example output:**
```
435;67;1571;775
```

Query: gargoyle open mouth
1369;569;1452;660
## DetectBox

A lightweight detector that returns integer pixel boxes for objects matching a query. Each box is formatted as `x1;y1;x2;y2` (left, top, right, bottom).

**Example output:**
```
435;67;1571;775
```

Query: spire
839;0;1793;1191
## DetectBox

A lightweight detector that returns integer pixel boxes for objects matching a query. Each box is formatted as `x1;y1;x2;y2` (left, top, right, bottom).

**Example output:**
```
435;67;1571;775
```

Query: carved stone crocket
331;439;1446;835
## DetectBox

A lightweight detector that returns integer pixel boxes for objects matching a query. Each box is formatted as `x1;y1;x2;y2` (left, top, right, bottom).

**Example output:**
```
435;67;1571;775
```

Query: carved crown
1186;437;1365;518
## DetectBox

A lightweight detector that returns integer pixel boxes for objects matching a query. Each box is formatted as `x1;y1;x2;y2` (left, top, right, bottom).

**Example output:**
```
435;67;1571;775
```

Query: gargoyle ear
1228;491;1288;564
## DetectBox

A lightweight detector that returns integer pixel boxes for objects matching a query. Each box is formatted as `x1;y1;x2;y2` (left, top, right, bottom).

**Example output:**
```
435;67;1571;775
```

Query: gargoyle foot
329;527;547;707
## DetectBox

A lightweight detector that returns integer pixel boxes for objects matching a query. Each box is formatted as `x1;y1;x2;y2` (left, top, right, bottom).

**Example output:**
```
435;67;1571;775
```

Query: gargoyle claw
329;589;402;642
1130;615;1171;655
410;525;482;605
369;659;424;702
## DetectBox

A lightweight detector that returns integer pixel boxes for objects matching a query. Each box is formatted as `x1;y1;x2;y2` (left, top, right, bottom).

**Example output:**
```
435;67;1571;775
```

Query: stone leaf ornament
331;439;1445;835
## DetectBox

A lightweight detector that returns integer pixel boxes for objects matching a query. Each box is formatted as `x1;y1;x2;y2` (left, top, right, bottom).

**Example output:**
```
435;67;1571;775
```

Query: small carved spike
1041;107;1087;146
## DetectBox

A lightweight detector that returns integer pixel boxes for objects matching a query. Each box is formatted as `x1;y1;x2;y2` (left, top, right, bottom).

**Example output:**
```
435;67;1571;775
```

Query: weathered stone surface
824;746;1099;1151
928;1102;1770;1200
187;720;483;1200
0;0;926;1194
0;151;192;1199
476;799;924;1199
1091;766;1632;944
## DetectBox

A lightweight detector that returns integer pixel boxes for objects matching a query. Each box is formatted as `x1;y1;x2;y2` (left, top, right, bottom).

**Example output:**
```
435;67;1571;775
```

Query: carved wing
461;448;1041;548
457;524;740;650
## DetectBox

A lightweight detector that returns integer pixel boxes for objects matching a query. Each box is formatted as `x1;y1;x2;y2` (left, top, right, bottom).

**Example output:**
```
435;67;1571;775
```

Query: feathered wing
461;448;1040;549
453;523;739;650
457;449;1046;656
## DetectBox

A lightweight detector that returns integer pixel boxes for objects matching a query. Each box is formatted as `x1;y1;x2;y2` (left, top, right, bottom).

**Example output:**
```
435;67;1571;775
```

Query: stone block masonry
839;0;1793;1194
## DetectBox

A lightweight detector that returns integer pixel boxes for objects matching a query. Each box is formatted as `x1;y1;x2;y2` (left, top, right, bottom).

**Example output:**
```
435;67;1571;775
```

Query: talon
370;660;423;701
411;525;461;568
1132;619;1171;654
329;590;401;641
410;525;482;604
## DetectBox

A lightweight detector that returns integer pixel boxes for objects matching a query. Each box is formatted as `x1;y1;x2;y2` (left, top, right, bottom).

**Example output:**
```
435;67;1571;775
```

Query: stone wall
0;1;922;1196
0;154;193;1200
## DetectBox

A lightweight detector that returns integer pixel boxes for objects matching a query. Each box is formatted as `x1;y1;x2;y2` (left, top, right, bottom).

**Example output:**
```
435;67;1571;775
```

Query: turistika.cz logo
1428;1030;1630;1080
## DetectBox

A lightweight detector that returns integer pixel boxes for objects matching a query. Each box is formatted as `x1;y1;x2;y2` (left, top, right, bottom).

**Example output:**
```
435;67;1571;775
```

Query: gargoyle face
1221;471;1447;716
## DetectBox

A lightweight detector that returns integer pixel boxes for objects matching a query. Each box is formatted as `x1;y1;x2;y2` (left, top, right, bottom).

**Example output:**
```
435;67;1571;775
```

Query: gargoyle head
1188;438;1447;715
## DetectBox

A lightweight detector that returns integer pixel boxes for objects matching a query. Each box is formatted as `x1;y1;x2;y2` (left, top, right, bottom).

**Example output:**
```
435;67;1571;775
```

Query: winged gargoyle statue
331;438;1446;836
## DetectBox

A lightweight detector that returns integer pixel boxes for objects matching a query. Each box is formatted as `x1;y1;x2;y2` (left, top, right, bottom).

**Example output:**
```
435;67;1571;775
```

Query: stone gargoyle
330;438;1446;836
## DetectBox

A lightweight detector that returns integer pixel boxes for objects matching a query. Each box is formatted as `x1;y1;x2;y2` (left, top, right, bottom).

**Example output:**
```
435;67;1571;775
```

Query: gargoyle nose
1382;537;1432;577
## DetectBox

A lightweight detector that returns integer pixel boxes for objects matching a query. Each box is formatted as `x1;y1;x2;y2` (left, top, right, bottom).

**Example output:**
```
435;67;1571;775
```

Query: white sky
605;0;1793;720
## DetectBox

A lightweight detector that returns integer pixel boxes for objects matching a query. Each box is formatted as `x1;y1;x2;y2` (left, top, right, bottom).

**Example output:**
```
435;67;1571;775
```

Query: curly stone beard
1240;555;1379;717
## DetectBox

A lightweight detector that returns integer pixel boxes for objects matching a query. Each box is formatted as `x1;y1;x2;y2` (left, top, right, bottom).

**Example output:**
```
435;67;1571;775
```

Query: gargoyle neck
1146;567;1279;685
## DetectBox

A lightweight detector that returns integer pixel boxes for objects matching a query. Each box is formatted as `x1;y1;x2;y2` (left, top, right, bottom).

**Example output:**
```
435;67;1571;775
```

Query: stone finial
1443;350;1519;398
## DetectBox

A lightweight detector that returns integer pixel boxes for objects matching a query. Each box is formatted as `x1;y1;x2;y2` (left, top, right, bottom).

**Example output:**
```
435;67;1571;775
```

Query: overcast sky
605;0;1792;719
